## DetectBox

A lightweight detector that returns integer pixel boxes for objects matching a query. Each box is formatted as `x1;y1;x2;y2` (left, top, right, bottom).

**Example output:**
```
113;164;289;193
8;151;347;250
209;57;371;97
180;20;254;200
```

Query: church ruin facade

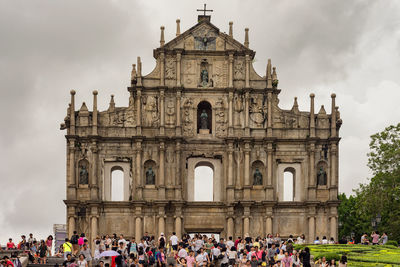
61;14;342;243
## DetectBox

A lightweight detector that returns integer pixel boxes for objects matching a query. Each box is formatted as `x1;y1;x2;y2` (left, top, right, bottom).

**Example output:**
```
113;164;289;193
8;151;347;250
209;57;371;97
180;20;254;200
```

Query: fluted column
244;143;251;199
176;91;181;136
158;206;165;237
245;54;250;88
175;141;182;199
160;53;165;86
160;90;165;135
90;142;99;200
244;92;250;136
136;89;142;135
91;216;98;247
176;53;181;86
135;216;142;240
136;141;143;199
266;216;273;235
227;142;234;202
308;216;315;243
266;142;273;200
310;93;315;137
309;143;316;200
228;53;234;88
175;216;182;238
227;217;234;238
330;216;337;240
68;215;76;238
158;142;165;199
228;92;233;135
68;140;76;186
243;205;250;236
267;91;272;136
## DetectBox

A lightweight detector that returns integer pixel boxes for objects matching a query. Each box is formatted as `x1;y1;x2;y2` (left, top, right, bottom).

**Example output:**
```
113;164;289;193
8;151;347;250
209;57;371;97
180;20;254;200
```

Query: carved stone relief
182;98;194;136
234;61;245;80
193;25;217;51
165;57;176;80
213;60;227;88
166;147;175;186
142;96;159;127
183;60;196;87
166;99;175;126
184;37;194;50
250;95;266;128
215;98;227;137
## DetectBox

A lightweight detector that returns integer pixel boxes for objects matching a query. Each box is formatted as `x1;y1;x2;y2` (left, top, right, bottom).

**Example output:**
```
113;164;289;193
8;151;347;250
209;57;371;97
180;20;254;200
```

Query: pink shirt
78;237;85;246
282;256;293;267
372;234;380;243
185;256;195;267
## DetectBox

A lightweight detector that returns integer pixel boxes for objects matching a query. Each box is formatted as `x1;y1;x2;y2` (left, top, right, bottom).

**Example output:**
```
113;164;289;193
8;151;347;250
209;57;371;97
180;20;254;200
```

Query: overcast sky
1;0;400;243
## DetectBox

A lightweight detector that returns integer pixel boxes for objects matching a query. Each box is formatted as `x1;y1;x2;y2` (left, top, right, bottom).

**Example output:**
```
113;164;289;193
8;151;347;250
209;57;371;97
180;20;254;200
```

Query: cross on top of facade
197;3;213;16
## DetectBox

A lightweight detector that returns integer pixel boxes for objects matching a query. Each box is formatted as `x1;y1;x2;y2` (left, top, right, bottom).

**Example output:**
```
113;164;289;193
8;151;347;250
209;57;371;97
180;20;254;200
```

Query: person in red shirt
7;239;16;250
2;256;14;267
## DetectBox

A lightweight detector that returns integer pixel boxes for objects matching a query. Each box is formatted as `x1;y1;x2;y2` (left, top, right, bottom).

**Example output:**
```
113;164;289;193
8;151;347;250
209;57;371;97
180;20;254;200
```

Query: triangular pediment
161;19;251;53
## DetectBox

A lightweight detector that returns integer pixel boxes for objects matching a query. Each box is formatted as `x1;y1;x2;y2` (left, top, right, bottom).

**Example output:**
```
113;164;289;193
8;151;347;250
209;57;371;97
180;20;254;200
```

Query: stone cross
197;3;213;16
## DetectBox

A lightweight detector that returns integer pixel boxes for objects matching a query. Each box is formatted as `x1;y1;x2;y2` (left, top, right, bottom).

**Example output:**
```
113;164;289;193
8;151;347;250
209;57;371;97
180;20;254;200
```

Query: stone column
330;216;337;240
92;90;98;135
160;52;165;86
175;216;182;238
245;54;250;88
244;91;250;136
68;215;76;238
91;215;98;247
175;141;182;199
243;206;251;236
136;141;143;199
90;142;99;200
160;90;165;135
243;143;251;199
176;91;181;136
309;143;316;200
267;91;272;136
176;53;181;87
159;142;165;199
266;216;273;235
136;89;142;135
68;140;76;186
266;142;274;200
228;91;233;135
158;206;166;237
227;217;234;238
308;216;315;243
227;142;234;202
330;143;338;200
135;216;142;240
228;53;234;88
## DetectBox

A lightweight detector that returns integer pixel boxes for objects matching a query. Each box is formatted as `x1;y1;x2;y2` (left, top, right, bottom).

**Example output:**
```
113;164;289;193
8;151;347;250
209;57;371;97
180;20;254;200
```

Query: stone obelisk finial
229;21;233;38
160;26;165;47
137;56;142;86
310;93;315;137
70;90;76;134
331;93;337;137
266;59;272;88
92;90;98;135
109;94;115;112
176;19;181;36
244;28;249;48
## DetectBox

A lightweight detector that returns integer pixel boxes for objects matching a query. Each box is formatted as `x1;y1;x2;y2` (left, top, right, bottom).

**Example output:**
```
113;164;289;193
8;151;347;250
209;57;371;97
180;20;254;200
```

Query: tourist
137;246;146;266
321;236;328;244
80;243;92;265
63;238;73;260
156;247;166;267
371;231;380;245
291;250;301;267
71;231;80;256
93;238;101;260
176;257;187;267
276;249;285;265
169;232;179;252
158;233;166;249
6;238;16;250
329;259;336;267
77;254;88;267
78;234;86;248
228;246;238;266
28;234;36;247
299;247;311;267
282;251;293;267
267;243;276;265
46;235;53;256
329;237;335;244
62;253;73;267
177;243;187;259
361;233;369;245
296;234;306;245
185;250;195;267
381;232;388;245
319;256;328;267
338;255;347;267
18;235;27;251
127;237;138;258
38;240;47;264
249;255;258;267
314;237;321;244
274;233;281;246
104;235;112;250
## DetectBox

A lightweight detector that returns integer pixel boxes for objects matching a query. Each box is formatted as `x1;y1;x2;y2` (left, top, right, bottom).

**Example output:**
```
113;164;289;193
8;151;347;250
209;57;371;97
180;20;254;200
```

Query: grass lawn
293;244;400;267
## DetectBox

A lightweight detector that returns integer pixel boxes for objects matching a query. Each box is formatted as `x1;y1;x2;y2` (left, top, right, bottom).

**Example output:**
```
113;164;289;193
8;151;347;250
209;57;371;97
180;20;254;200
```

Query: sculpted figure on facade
166;100;175;126
142;96;159;127
182;98;194;136
253;168;263;185
146;167;156;185
234;95;244;127
79;164;89;185
317;166;327;186
250;95;266;128
234;61;245;80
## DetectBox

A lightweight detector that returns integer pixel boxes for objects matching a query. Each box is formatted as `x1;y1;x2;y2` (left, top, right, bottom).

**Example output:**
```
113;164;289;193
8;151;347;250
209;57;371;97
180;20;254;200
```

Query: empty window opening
283;168;295;201
194;164;213;201
111;168;124;201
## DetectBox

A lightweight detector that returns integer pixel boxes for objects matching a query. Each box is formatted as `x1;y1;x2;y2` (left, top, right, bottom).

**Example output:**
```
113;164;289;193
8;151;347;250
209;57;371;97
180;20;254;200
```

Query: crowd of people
1;230;391;267
58;232;344;267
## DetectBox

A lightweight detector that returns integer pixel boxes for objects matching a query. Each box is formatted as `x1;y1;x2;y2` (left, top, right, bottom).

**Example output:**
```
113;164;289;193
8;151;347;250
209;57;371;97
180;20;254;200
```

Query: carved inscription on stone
166;99;175;126
234;61;245;80
183;60;196;87
213;61;227;88
215;98;227;137
250;95;266;128
182;98;194;136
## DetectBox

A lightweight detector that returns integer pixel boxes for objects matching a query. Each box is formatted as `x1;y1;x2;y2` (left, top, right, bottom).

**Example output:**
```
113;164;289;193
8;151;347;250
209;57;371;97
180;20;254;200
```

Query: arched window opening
194;163;214;201
111;167;124;201
197;101;212;133
283;168;295;201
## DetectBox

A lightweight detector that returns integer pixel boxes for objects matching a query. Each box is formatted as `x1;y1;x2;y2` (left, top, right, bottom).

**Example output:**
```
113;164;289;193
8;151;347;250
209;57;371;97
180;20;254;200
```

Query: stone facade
61;15;342;243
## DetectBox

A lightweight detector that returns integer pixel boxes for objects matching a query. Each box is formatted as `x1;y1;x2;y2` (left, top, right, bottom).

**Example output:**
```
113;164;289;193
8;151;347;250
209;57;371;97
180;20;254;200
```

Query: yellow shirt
63;242;72;252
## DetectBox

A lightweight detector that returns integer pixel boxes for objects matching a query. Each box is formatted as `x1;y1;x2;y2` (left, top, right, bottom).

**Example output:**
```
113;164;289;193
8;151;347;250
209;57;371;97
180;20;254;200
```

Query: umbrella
99;250;120;257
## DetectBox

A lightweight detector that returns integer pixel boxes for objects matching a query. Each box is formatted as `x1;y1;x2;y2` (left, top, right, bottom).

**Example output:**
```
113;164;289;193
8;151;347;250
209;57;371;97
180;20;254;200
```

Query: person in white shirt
314;236;321;244
321;236;328;244
177;244;188;258
226;236;234;250
170;232;179;251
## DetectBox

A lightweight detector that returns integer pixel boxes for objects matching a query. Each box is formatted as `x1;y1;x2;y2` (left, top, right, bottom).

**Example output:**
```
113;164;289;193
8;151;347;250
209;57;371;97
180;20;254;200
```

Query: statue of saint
317;166;327;186
200;110;208;129
253;168;263;185
79;165;89;184
146;167;155;185
201;69;208;86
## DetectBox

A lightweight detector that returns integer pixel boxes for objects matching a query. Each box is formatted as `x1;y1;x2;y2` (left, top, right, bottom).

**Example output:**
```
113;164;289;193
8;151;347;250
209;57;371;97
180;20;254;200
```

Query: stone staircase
27;256;64;267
